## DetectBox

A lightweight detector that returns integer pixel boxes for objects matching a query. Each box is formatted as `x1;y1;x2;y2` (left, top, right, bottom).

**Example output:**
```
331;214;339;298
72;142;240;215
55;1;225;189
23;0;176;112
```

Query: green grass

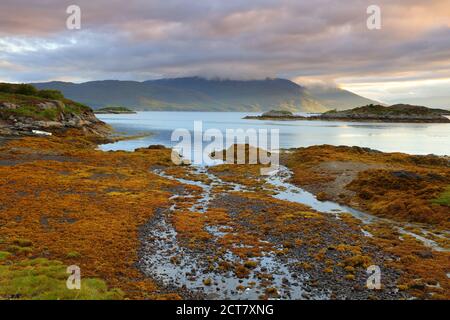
7;245;33;255
0;241;122;300
0;257;123;300
97;106;132;112
66;251;81;259
3;105;59;121
432;187;450;207
0;92;91;121
12;239;33;247
0;252;11;261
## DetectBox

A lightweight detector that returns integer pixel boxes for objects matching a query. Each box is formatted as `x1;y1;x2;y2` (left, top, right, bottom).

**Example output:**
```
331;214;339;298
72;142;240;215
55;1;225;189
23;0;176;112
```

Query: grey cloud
0;0;449;89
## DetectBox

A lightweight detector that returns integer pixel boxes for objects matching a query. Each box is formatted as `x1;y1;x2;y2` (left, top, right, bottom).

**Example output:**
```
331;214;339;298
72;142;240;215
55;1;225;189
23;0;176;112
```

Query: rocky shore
0;100;111;137
316;104;450;123
0;88;112;141
0;134;448;300
0;85;448;299
245;104;450;123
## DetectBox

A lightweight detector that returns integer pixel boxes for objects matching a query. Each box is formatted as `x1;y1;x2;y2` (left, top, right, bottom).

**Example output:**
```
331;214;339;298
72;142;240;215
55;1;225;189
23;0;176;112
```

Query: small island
94;106;136;114
244;109;306;120
316;104;450;123
244;104;450;123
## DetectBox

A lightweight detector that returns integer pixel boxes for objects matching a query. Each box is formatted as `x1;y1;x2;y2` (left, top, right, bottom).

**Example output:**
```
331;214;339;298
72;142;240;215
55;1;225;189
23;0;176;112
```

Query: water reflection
98;112;450;155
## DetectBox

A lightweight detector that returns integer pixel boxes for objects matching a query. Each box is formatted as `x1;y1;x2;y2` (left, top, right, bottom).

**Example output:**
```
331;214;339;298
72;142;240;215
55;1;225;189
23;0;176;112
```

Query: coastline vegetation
94;106;136;114
0;83;90;122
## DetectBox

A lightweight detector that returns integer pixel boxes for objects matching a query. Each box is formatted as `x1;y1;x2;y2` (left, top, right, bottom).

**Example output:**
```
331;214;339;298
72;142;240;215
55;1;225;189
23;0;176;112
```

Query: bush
0;83;16;94
0;83;64;100
15;84;38;96
37;90;64;100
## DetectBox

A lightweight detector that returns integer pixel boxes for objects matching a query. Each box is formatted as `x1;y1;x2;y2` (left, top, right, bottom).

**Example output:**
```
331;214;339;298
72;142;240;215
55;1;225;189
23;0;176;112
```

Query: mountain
33;77;377;112
306;85;380;110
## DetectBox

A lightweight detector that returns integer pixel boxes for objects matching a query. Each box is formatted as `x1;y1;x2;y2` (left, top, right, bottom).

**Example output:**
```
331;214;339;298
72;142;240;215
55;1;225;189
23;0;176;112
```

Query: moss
7;245;33;255
296;262;312;270
12;239;33;247
0;251;11;261
344;266;355;273
344;255;372;268
243;260;258;269
323;267;333;273
66;251;81;259
344;274;356;281
0;136;178;298
0;257;123;300
432;186;450;207
264;287;279;297
235;264;251;278
397;284;408;291
2;104;58;121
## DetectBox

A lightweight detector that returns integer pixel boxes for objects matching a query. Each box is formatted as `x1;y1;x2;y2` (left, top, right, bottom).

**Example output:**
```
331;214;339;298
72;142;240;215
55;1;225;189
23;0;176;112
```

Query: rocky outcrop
0;99;111;139
315;104;450;123
245;104;450;123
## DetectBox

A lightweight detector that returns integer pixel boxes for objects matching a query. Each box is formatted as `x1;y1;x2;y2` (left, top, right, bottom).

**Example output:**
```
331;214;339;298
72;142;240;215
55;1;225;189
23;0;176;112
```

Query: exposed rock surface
0;98;111;138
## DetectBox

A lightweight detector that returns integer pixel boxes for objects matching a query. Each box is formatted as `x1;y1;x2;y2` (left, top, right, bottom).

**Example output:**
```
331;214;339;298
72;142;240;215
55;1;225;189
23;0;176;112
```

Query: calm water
98;112;450;156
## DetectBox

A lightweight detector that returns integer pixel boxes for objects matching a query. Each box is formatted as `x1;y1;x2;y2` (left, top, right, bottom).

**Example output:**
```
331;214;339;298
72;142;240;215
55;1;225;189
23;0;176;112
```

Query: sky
0;0;449;107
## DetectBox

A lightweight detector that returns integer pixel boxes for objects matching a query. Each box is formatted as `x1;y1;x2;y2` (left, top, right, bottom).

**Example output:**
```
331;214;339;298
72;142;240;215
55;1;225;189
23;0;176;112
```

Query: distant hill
33;77;377;112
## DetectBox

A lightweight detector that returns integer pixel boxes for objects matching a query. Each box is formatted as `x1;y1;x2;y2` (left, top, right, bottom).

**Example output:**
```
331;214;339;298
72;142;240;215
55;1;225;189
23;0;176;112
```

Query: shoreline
244;115;450;123
0;134;448;300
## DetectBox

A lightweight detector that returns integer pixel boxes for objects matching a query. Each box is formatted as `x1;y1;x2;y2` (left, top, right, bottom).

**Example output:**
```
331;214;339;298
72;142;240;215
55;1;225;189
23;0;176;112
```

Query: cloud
0;0;449;105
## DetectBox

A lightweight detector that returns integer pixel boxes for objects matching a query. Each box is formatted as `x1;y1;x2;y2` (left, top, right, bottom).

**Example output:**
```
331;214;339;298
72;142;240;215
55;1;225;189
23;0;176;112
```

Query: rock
301;292;310;299
36;102;58;110
414;250;433;259
0;96;111;140
391;171;422;180
0;102;19;110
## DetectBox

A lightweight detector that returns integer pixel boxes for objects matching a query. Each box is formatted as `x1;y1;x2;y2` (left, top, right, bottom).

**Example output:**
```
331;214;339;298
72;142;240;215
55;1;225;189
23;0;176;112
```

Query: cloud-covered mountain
33;77;377;112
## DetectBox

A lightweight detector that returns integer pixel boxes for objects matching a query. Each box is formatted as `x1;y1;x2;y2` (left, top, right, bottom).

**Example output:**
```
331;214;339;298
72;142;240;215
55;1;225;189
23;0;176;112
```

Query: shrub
37;90;64;100
15;84;38;96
